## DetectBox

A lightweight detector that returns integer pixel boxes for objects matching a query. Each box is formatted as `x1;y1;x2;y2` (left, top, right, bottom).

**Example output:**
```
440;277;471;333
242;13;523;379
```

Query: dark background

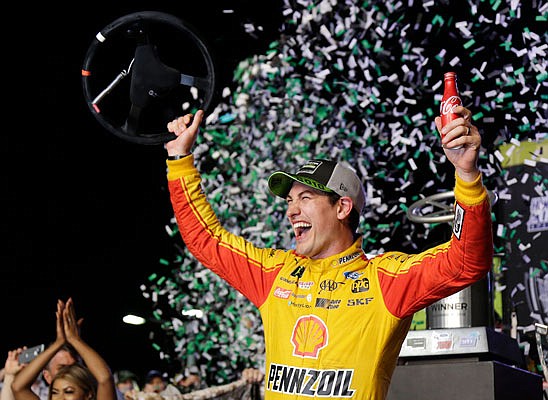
3;0;546;388
2;0;283;381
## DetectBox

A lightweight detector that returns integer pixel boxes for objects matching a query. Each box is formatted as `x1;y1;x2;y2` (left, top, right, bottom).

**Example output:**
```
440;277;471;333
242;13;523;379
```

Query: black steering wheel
81;11;216;145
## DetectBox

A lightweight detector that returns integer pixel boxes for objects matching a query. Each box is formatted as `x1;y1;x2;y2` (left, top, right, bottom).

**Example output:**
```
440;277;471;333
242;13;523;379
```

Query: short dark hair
326;192;360;236
145;370;164;383
44;343;82;371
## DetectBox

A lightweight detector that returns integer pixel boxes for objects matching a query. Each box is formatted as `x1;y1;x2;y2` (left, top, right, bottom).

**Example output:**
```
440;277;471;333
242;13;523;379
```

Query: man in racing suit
164;106;493;400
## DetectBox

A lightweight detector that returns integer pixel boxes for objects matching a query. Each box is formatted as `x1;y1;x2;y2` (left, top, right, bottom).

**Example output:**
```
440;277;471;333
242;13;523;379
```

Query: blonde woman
49;364;96;400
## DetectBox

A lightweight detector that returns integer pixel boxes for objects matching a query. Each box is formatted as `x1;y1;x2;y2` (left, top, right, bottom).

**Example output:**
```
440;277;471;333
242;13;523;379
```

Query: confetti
142;0;547;385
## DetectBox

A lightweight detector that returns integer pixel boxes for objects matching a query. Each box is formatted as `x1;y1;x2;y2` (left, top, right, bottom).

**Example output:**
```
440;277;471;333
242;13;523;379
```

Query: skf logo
273;287;291;299
347;297;373;306
453;203;464;240
291;266;305;278
291;315;328;358
351;278;369;293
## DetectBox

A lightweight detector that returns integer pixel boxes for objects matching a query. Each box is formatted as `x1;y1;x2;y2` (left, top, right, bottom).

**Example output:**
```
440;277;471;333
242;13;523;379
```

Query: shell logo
291;314;328;358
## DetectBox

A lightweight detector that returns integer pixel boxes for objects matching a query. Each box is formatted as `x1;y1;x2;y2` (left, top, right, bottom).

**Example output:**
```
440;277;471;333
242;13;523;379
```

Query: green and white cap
268;159;366;214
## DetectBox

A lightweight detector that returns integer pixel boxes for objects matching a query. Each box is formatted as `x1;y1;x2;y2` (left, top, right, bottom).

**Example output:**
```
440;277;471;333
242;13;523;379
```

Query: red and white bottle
440;72;462;128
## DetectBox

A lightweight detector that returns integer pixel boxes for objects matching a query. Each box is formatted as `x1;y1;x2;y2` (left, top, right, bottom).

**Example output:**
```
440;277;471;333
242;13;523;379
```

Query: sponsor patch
433;332;454;352
347;297;374;306
298;281;314;289
343;271;362;280
318;279;345;294
267;363;355;397
280;276;297;285
527;196;548;232
453;203;465;240
315;298;341;309
406;337;427;349
338;252;361;265
288;301;312;309
274;287;292;299
350;278;369;293
291;315;328;358
291;292;312;302
291;266;305;278
297;160;322;175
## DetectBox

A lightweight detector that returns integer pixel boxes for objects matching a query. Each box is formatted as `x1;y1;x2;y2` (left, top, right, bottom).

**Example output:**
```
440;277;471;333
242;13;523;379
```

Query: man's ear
337;197;353;220
42;369;52;385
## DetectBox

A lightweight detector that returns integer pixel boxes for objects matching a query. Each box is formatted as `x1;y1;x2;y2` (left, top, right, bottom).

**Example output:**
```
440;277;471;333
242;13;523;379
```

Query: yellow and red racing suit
167;155;493;400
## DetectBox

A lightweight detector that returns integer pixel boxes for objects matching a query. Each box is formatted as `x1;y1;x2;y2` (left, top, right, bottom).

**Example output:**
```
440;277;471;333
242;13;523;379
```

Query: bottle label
440;95;462;115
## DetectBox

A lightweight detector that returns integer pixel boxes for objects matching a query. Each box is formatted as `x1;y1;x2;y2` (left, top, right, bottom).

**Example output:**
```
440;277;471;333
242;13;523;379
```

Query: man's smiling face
286;182;343;259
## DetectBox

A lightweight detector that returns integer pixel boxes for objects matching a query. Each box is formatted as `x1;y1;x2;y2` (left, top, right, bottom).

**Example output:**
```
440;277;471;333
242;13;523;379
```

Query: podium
387;360;542;400
387;327;543;400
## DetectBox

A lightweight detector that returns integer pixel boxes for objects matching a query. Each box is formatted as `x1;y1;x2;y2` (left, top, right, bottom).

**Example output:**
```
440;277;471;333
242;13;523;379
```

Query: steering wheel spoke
180;73;211;91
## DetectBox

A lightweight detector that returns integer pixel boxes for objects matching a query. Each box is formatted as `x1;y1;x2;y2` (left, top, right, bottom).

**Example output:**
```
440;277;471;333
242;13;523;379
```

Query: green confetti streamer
463;39;476;49
141;0;547;386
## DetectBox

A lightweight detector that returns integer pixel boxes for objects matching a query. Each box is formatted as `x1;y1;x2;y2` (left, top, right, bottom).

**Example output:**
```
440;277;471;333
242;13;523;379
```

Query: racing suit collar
305;236;366;273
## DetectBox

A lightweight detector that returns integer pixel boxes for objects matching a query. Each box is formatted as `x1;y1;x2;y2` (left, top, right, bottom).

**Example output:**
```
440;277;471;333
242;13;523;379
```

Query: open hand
4;349;25;375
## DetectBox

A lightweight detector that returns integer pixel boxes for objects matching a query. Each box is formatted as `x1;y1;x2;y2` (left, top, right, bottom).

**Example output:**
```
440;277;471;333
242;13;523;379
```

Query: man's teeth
294;222;312;237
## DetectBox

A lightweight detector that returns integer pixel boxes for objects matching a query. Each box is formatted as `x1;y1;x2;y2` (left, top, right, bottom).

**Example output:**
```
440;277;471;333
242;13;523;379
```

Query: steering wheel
407;190;498;224
81;11;216;145
407;191;456;224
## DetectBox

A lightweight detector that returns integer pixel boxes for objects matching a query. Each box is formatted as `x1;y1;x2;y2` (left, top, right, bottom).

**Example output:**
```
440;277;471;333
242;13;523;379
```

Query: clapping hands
55;298;84;345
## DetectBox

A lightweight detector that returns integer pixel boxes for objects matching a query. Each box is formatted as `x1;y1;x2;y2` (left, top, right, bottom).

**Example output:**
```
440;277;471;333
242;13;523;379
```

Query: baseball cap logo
295;176;329;192
339;182;348;193
297;160;322;175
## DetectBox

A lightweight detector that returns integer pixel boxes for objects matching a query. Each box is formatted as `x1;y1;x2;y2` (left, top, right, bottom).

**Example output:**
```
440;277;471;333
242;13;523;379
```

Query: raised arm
435;105;481;182
11;301;66;400
1;349;24;400
62;298;116;400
